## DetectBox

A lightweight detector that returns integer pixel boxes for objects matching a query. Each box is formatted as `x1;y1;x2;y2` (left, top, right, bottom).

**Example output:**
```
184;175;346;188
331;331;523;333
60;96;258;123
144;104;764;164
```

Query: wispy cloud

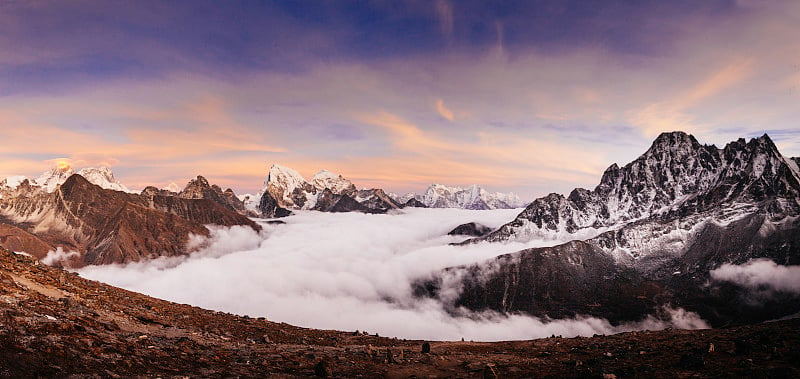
435;99;455;121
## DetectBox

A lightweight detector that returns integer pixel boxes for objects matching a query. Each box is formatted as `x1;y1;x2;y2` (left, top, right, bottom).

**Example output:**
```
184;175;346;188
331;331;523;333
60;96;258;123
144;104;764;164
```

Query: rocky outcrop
257;191;292;218
447;222;492;237
402;198;427;208
177;175;254;216
312;189;383;214
0;223;54;259
355;189;402;212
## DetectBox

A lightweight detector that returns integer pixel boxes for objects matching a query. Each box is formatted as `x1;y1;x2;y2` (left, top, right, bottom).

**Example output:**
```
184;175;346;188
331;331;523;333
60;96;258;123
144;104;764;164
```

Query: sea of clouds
76;208;707;341
710;259;800;295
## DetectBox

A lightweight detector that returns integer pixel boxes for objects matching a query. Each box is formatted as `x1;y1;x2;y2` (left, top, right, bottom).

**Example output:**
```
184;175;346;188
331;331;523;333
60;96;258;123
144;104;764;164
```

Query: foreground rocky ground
1;247;799;378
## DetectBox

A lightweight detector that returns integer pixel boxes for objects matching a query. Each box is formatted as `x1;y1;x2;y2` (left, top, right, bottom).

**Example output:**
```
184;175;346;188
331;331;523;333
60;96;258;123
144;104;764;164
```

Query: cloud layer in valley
710;259;800;294
76;208;707;341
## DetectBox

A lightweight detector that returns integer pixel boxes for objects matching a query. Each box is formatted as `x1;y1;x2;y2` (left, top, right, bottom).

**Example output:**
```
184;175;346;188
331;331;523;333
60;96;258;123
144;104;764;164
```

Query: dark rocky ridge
404;198;427;208
257;190;293;218
1;246;798;377
475;132;800;243
427;132;800;326
178;175;254;216
447;222;492;237
313;188;383;214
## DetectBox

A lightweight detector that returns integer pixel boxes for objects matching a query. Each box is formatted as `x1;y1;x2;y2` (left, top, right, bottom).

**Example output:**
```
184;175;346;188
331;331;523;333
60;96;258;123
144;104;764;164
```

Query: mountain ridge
424;131;800;326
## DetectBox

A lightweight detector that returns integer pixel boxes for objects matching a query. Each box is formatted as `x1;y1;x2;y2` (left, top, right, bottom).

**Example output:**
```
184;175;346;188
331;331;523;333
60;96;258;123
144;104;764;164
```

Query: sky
1;0;799;198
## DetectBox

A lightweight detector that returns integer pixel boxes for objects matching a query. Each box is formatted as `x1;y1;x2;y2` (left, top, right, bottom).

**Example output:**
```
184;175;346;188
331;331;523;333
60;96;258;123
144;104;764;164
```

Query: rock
402;198;427;208
735;339;753;355
483;363;498;378
314;359;332;377
447;222;492;237
678;348;706;369
422;342;431;354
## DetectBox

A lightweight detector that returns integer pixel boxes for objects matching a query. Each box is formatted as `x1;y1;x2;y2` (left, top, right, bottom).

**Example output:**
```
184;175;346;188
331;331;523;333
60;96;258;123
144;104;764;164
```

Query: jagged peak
645;131;701;156
185;175;211;188
746;133;779;152
59;173;95;193
266;164;307;187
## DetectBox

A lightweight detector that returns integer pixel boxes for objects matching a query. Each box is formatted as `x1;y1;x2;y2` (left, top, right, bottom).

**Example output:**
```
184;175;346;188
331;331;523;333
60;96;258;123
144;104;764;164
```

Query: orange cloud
628;59;754;137
435;98;455;121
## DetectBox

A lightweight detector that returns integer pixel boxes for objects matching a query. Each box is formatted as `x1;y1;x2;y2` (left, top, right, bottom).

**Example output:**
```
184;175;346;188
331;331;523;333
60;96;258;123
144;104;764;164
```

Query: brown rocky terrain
1;246;798;378
0;175;260;266
177;175;255;217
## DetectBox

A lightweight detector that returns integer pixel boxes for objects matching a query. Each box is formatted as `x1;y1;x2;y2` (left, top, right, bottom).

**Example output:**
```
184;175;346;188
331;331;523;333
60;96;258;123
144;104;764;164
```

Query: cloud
710;259;800;294
42;247;81;267
435;0;454;41
2;1;800;198
76;208;707;341
435;98;454;121
627;59;754;137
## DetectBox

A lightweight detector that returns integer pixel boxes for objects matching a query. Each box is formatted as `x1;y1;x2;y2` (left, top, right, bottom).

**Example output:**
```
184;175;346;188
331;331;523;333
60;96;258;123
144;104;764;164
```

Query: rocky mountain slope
0;174;259;266
257;164;402;217
1;246;798;378
177;175;254;216
424;132;800;325
393;184;527;210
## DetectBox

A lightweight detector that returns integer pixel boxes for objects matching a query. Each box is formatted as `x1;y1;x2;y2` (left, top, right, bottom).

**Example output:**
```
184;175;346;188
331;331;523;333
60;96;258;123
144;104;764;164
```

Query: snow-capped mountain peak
480;132;800;244
396;184;526;210
311;169;356;196
262;164;317;209
35;164;76;192
77;167;131;193
0;175;30;189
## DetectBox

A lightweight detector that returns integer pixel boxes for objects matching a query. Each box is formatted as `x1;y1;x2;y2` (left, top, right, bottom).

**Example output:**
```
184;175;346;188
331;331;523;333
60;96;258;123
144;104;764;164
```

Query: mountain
34;164;75;192
262;164;318;210
0;174;260;266
3;246;797;377
77;167;131;192
311;169;357;197
256;164;401;216
178;175;254;216
394;184;527;210
3;165;134;194
474;132;800;243
423;132;800;325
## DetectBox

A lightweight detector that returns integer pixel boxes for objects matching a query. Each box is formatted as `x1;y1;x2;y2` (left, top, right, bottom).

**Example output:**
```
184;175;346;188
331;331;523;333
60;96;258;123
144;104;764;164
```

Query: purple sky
1;0;799;199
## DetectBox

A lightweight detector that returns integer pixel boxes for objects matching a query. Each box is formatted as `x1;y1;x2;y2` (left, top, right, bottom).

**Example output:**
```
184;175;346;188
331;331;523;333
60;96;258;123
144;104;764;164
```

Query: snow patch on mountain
77;167;131;192
35;165;76;192
480;132;800;245
393;184;527;210
311;169;356;196
0;176;30;189
262;164;317;210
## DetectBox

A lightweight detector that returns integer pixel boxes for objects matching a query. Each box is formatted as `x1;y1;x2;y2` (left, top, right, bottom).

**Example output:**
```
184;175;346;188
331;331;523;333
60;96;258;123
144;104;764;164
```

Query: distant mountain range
245;163;528;216
0;161;526;265
417;132;800;326
391;184;527;210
